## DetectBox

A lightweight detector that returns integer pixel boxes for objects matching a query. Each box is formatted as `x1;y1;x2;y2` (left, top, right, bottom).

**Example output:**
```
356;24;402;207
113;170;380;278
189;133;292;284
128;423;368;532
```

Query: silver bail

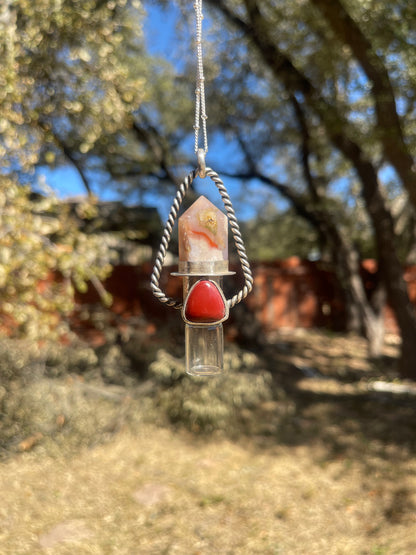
197;148;206;178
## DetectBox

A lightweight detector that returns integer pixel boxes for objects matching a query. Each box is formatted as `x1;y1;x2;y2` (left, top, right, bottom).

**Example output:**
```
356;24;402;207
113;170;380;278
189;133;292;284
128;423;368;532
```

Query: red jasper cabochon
185;280;226;323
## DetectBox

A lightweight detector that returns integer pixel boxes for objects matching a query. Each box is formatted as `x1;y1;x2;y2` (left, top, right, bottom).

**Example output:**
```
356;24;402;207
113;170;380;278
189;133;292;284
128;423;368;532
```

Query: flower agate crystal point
178;196;228;262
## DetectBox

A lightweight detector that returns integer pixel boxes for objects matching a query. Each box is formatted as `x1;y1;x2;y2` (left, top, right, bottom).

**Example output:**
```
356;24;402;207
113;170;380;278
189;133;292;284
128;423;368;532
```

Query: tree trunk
330;232;385;358
289;94;383;349
366;314;385;360
210;0;416;377
343;288;364;334
240;166;387;357
365;280;386;359
355;157;416;377
399;334;416;379
258;168;387;357
310;0;416;213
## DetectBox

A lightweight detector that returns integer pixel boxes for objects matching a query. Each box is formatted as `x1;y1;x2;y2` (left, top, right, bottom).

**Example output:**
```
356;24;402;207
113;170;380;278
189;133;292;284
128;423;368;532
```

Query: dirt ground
1;329;416;554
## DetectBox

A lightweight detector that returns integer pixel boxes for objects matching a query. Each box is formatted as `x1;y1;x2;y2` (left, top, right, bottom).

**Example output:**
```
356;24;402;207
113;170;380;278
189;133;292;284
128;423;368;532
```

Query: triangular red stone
185;280;226;323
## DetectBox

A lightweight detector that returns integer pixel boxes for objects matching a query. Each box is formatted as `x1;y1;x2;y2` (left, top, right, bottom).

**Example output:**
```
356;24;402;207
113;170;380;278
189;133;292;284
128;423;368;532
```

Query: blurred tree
244;204;319;262
310;0;416;211
0;0;149;191
3;0;416;377
0;181;113;338
45;0;411;372
110;0;394;359
0;0;147;338
185;0;416;378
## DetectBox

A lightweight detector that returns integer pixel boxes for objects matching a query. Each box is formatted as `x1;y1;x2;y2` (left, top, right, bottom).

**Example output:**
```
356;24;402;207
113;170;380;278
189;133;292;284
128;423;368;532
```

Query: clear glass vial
185;323;223;376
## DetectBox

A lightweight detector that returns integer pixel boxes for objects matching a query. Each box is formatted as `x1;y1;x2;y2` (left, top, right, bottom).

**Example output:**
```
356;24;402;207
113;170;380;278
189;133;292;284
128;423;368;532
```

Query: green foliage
0;1;150;339
0;336;148;455
0;334;288;455
244;204;319;261
0;0;147;174
0;181;114;339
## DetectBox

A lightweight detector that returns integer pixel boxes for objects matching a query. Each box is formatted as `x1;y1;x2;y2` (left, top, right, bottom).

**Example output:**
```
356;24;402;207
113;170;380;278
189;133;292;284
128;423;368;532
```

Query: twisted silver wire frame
150;167;253;310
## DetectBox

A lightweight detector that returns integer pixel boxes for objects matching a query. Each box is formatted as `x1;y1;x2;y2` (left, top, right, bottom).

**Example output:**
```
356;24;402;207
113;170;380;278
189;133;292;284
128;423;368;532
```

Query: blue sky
40;3;283;222
42;4;176;203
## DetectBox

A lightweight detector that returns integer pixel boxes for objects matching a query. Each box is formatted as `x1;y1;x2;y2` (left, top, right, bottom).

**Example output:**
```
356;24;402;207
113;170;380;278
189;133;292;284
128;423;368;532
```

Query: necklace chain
194;0;208;155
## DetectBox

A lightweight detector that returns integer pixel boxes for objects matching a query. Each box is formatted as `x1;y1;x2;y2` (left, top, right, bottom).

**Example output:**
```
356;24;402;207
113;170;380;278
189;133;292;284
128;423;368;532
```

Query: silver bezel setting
182;279;229;326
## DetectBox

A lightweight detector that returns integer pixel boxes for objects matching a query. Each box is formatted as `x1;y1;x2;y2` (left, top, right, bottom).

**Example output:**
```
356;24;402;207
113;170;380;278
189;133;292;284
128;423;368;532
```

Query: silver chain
194;0;208;155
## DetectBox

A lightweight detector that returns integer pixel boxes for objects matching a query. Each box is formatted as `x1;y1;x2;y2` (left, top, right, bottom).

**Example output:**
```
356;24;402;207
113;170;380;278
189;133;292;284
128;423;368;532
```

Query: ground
1;329;416;554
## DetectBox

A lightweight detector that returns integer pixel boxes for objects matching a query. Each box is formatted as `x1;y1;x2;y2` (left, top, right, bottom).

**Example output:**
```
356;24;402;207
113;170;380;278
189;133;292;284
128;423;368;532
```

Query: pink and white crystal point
178;196;228;262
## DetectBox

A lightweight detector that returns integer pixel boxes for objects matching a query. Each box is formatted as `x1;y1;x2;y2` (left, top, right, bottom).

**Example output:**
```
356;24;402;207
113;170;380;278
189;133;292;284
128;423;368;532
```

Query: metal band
172;260;235;277
150;167;254;310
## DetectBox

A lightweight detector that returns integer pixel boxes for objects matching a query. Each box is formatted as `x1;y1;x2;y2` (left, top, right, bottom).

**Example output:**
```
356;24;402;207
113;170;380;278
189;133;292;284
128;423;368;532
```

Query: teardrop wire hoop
150;167;253;310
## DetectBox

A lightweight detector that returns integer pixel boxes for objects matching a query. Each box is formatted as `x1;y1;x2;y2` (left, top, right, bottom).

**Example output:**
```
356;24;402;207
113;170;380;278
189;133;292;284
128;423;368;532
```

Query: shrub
0;181;114;341
148;346;286;434
0;337;129;455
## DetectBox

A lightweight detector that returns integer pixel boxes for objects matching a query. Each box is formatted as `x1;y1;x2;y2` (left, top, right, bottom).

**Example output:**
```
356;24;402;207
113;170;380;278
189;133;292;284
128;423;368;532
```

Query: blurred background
1;0;416;553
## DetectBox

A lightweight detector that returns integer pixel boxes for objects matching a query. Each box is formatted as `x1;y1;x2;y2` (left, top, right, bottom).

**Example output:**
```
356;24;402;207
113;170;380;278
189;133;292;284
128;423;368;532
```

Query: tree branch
60;143;93;197
208;0;416;355
221;166;321;231
310;0;416;210
37;120;93;197
131;113;181;187
290;95;320;202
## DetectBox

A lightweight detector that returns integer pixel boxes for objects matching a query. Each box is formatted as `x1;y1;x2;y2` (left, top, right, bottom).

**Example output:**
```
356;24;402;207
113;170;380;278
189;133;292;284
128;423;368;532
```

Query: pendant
151;2;252;377
174;196;232;375
150;163;253;376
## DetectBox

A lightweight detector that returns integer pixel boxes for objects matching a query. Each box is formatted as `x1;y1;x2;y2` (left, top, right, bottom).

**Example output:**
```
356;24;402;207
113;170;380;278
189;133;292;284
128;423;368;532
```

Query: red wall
3;258;412;344
69;257;414;344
